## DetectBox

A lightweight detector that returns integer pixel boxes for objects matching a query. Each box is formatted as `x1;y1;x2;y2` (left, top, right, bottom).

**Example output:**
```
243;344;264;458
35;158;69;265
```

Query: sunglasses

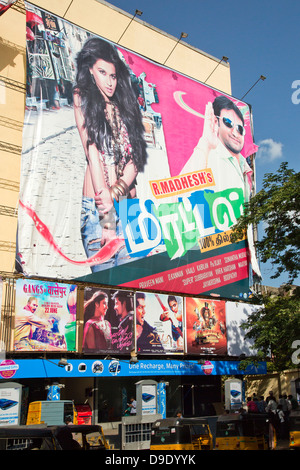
216;116;246;136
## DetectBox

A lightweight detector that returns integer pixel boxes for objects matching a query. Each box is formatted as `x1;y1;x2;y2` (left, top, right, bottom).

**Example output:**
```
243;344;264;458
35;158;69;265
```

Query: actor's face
90;59;117;99
168;300;178;314
203;309;209;320
114;298;124;316
95;297;108;317
28;299;38;313
136;298;146;326
217;108;245;155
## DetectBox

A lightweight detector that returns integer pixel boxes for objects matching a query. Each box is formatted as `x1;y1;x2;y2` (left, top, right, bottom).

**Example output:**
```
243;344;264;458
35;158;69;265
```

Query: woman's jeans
80;197;129;272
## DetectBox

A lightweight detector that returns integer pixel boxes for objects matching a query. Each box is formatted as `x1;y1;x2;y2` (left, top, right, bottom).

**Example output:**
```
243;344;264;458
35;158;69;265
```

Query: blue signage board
0;358;266;380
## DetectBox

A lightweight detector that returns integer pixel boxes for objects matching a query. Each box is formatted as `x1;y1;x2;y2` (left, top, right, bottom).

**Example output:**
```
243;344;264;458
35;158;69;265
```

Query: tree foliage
233;162;300;371
241;288;300;371
233;161;300;283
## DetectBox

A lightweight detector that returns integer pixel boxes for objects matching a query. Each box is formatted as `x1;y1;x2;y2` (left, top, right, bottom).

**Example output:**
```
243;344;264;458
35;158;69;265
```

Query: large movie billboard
14;279;77;351
16;4;259;298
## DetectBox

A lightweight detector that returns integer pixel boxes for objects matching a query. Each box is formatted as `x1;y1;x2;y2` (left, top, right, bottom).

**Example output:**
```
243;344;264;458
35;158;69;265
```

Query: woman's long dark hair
74;37;147;172
84;290;108;323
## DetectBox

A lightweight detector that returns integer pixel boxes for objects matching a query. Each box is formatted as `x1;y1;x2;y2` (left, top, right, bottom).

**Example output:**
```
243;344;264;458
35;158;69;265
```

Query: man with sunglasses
181;95;252;201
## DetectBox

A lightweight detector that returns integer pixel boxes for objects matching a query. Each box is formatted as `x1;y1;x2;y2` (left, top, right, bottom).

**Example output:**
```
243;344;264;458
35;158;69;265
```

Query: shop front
0;357;266;425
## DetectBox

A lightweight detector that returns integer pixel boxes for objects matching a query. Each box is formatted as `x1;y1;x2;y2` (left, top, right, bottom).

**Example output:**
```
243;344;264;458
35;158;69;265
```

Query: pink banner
121;248;249;296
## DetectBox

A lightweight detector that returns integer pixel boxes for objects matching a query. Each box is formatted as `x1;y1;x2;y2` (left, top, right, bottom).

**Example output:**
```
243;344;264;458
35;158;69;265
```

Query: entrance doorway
182;383;218;417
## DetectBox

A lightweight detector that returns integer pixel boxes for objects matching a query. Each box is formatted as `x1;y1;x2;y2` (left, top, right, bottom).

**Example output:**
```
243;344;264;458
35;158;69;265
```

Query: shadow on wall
0;42;24;73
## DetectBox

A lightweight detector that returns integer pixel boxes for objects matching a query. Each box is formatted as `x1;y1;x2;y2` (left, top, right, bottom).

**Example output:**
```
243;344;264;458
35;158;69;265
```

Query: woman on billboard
82;290;112;352
73;37;147;271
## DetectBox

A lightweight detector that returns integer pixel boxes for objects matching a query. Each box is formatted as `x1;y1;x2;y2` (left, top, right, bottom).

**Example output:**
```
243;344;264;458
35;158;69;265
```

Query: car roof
0;425;55;438
0;424;104;439
61;424;103;434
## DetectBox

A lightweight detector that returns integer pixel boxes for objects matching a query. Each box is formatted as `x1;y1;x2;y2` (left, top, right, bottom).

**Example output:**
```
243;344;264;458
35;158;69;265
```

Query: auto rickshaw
0;424;64;450
26;400;78;425
289;410;300;449
0;424;109;450
68;424;110;450
150;417;213;450
215;412;276;450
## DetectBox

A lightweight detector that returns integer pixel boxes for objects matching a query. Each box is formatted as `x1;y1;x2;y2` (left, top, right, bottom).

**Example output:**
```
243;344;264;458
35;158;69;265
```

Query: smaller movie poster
14;279;77;351
83;287;134;354
185;298;227;355
135;292;184;354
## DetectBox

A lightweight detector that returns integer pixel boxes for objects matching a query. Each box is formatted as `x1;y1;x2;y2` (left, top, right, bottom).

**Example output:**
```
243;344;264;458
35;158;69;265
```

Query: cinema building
0;0;265;430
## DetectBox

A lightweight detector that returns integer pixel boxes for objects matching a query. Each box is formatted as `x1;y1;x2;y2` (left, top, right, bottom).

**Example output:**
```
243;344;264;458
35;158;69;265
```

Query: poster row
14;279;259;356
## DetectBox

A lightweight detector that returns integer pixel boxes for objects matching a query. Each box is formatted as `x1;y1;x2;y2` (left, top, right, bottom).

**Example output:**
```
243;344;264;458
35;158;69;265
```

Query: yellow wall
246;369;300;398
0;0;231;275
33;0;231;92
0;2;25;273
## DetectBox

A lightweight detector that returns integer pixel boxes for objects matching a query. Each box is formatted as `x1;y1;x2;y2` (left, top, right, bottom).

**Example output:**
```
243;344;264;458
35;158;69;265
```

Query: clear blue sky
106;0;299;287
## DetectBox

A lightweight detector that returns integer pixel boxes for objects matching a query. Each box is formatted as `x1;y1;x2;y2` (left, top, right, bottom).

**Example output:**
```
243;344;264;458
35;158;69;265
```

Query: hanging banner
14;279;77;352
135;292;184;355
185;298;227;355
0;0;17;16
83;287;134;354
226;301;260;356
16;4;258;299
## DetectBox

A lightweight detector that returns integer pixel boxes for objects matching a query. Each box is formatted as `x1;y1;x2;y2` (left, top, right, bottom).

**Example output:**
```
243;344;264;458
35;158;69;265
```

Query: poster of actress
185;298;227;355
82;287;134;354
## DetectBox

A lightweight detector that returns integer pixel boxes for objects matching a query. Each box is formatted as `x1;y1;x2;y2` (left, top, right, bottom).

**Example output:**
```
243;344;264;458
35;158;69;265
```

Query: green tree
234;161;300;283
240;289;300;371
233;162;300;370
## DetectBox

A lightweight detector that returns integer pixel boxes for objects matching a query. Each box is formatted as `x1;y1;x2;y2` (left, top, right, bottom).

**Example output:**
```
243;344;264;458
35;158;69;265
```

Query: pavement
275;439;290;451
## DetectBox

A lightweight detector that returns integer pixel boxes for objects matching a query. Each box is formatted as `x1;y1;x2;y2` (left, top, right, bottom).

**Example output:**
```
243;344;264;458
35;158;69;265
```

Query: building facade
0;0;264;427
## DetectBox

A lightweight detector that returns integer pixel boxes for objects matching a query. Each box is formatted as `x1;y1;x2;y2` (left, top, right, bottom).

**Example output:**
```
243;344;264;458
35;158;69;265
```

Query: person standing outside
128;397;137;415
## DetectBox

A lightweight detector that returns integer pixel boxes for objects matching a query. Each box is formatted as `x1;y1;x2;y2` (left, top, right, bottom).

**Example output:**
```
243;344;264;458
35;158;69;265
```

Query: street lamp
204;56;229;84
240;75;266;101
163;32;188;65
117;9;143;44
